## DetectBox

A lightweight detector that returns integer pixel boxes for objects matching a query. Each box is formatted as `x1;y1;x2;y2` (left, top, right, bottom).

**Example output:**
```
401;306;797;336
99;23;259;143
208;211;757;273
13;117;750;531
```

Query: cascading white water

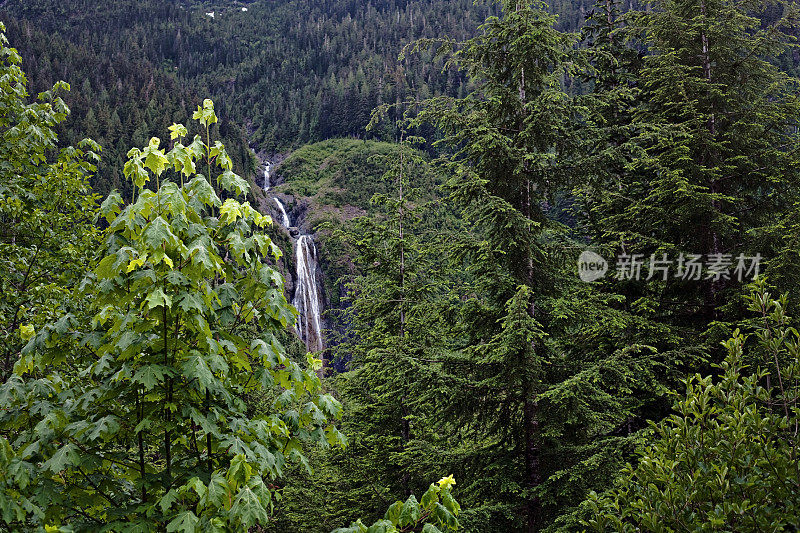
262;161;272;190
274;198;291;228
293;235;324;352
268;194;324;352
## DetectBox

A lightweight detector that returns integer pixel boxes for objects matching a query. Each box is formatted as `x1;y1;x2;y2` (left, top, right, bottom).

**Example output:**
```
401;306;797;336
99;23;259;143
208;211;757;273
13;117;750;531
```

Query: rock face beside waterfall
261;139;438;355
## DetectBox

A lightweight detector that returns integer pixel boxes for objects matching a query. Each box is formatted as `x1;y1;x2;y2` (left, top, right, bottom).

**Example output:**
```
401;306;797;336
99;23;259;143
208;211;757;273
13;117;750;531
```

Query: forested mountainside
1;1;494;179
0;15;255;197
3;0;800;532
0;0;604;194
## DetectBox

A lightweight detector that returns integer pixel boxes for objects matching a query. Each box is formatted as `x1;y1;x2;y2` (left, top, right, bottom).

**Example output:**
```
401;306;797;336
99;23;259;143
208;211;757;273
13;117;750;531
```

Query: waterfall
293;235;324;352
274;198;291;228
262;161;271;190
269;194;324;352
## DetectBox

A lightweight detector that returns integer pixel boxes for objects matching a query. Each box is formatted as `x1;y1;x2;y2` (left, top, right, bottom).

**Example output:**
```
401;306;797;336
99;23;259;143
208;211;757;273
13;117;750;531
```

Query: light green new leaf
143;137;169;176
219;199;243;225
168;123;188;140
192;99;218;127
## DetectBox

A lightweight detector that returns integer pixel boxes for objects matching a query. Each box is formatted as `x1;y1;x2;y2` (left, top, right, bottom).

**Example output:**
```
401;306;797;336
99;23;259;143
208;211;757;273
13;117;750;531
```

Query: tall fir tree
406;2;667;530
329;141;453;526
580;0;800;351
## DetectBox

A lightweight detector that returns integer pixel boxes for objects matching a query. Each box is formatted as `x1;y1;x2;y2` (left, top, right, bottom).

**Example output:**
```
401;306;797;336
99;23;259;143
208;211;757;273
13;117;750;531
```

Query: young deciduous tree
333;476;462;533
585;279;800;531
0;23;100;383
0;100;344;531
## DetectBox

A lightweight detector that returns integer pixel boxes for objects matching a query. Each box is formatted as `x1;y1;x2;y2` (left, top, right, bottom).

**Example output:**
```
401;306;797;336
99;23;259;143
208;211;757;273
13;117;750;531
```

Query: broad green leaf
144;288;173;311
219;199;243;225
441;490;461;516
218;170;247;196
420;484;439;510
42;443;80;473
398;495;421;526
229;487;268;529
143;137;169;176
166;511;199;533
366;520;396;533
160;489;179;513
182;354;215;393
133;364;171;390
384;501;402;524
168;123;188;140
95;254;119;279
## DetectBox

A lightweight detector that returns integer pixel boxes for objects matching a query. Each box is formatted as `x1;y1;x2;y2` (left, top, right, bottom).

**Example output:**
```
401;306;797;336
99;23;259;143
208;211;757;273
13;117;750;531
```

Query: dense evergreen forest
2;0;800;532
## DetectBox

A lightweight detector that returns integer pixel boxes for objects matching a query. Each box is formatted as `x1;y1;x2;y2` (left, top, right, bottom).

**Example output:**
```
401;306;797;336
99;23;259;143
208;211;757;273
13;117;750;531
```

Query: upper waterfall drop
262;161;272;190
293;235;324;353
274;198;291;228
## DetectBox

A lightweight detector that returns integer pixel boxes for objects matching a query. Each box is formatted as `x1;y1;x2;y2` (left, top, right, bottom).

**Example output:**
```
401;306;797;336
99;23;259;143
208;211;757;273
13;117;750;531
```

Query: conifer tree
575;0;644;245
583;0;800;345
405;2;664;530
327;140;454;525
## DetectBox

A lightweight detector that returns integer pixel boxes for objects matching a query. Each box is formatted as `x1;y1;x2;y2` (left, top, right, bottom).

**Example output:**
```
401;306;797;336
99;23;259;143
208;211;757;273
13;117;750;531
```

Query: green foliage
265;134;458;532
330;138;452;518
400;3;668;530
577;0;800;340
0;15;255;197
0;100;343;531
0;22;100;381
333;476;462;533
5;1;800;531
277;139;434;212
2;0;505;155
273;138;442;318
585;279;800;531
